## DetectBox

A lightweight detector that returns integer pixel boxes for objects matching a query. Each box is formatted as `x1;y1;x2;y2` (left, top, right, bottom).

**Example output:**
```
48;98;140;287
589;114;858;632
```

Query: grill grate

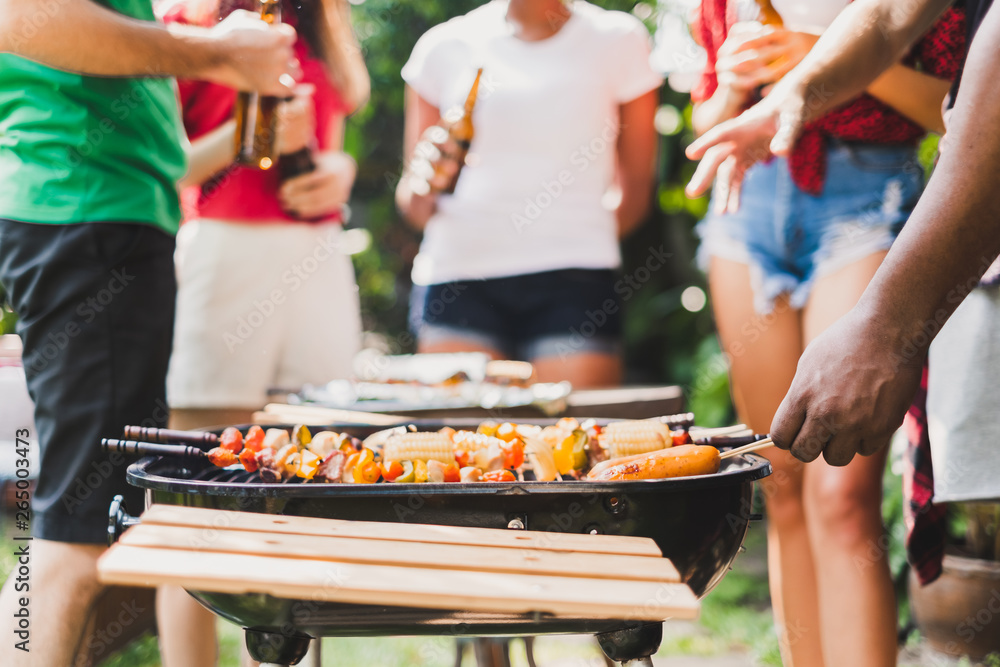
190;466;309;485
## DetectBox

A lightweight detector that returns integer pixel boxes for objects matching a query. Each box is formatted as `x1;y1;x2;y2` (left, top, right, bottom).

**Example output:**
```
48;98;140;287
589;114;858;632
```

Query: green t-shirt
0;0;187;235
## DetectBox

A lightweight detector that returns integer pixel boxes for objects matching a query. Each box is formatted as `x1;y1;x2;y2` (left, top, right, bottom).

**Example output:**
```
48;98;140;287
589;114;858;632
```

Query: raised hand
279;152;356;220
685;86;808;212
719;26;819;92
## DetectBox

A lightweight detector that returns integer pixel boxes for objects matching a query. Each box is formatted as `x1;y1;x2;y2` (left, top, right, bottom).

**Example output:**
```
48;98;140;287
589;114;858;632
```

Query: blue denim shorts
697;140;924;314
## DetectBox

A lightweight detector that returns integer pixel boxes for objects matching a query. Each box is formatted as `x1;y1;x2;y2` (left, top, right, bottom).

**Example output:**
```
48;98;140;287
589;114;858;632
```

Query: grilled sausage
586;445;720;481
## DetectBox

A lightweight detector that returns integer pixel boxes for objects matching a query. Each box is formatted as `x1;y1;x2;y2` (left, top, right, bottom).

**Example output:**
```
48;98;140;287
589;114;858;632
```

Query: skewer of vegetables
192;414;727;484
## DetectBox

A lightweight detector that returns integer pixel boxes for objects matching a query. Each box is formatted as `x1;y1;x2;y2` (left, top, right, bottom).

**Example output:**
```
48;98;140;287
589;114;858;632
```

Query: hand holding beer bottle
406;68;483;197
234;0;288;169
715;2;817;96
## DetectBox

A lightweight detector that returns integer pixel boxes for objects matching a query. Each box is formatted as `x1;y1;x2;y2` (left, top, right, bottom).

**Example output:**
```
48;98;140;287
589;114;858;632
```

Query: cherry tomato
381;460;404;481
219;427;243;454
482;469;516;482
208;447;238;467
238;448;258;473
243;425;265;452
671;431;692;446
502;440;525;470
353;449;380;483
442;462;461;483
355;461;381;484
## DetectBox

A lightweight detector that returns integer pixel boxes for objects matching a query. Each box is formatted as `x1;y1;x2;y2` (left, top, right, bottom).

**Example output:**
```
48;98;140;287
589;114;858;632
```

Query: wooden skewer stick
719;437;773;460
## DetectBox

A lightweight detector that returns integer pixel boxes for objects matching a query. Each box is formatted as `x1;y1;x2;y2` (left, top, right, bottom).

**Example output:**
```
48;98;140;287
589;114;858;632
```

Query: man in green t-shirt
0;2;298;664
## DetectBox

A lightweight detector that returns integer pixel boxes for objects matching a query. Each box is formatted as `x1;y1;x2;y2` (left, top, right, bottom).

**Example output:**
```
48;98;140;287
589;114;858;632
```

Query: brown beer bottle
754;0;784;27
434;67;483;194
234;0;283;170
278;148;315;182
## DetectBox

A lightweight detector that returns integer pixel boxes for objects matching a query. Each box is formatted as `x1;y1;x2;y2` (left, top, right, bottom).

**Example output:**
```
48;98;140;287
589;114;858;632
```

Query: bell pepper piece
391;460;415;483
477;420;499;437
297;449;321;480
238;448;259;473
219;427;243;454
292;424;312;450
554;430;588;475
482;469;516;482
381;460;404;481
495;422;518;442
243;425;266;453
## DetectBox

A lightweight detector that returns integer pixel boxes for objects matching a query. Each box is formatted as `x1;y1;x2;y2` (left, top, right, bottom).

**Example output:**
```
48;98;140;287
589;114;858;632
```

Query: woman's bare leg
418;339;505;359
802;252;897;667
709;257;825;667
157;585;219;667
532;352;622;388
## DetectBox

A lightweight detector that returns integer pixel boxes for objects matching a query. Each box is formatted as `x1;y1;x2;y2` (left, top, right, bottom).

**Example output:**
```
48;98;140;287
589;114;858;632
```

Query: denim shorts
697;140;924;314
409;268;622;361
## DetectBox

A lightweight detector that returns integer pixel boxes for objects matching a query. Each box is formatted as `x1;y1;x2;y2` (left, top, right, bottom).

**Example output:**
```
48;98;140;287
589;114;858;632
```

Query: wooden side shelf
98;505;699;623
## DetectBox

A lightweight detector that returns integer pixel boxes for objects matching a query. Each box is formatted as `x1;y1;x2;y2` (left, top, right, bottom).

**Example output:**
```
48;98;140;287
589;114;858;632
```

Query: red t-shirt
163;3;350;223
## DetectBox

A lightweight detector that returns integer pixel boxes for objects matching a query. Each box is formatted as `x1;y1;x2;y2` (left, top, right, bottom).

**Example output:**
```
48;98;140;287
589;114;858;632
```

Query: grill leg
245;628;313;666
596;622;662;666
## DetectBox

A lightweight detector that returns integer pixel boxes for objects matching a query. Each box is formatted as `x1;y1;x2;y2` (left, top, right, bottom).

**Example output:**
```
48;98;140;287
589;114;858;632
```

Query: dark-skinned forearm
854;4;1000;357
0;0;223;78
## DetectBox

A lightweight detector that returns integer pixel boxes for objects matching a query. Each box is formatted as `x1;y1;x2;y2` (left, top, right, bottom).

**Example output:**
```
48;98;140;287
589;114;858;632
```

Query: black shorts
410;268;622;361
0;221;175;544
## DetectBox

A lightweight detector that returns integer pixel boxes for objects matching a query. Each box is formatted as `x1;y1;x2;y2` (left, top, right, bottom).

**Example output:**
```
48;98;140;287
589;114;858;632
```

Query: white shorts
167;219;361;409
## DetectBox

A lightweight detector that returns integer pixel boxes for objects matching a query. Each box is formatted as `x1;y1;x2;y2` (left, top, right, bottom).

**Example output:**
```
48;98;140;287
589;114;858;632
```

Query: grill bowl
123;420;770;637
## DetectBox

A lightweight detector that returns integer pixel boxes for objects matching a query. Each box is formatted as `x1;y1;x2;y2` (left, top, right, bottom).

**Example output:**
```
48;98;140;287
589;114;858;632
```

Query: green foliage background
0;1;731;416
344;0;733;425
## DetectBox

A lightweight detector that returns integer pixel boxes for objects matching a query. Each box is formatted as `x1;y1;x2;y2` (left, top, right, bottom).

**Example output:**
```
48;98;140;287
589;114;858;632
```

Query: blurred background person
689;1;964;665
155;0;368;664
395;0;660;389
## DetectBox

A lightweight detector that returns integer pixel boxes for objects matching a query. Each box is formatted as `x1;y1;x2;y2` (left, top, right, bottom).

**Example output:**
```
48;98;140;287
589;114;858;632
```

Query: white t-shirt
401;0;662;285
771;0;849;32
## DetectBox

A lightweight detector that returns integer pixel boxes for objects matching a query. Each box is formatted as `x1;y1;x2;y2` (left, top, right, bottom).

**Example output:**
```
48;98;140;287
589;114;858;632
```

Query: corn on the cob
383;432;455;463
600;420;671;458
452;431;506;452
